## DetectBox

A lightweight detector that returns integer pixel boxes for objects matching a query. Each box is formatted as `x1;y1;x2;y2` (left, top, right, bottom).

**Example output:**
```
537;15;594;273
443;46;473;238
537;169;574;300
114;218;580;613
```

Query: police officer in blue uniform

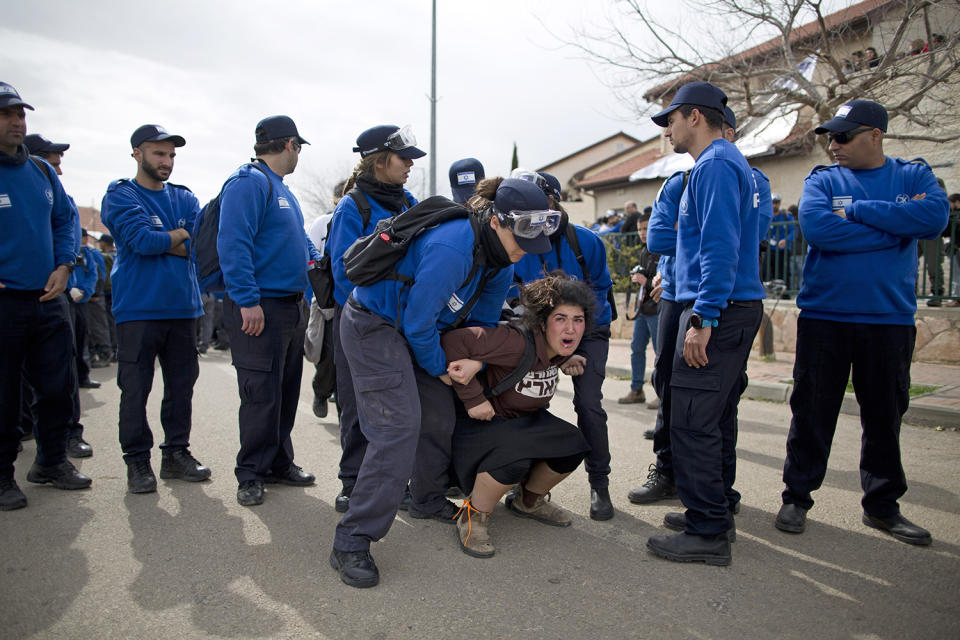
218;115;321;507
776;100;948;546
101;124;211;494
0;82;91;510
330;178;557;588
512;170;616;521
645;82;764;566
326;124;422;513
449;157;485;204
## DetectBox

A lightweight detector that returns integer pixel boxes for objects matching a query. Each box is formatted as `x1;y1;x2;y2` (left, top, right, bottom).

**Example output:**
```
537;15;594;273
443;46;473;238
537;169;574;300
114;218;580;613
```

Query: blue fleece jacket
676;139;765;319
0;154;76;290
352;218;511;376
797;157;948;325
68;245;99;303
647;171;687;302
513;224;614;326
753;168;773;239
218;162;321;307
767;210;795;247
100;179;203;323
326;187;417;306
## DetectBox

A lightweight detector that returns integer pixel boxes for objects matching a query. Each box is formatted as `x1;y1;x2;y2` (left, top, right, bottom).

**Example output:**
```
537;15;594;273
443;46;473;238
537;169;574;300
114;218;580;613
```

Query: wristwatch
690;313;718;329
57;261;76;273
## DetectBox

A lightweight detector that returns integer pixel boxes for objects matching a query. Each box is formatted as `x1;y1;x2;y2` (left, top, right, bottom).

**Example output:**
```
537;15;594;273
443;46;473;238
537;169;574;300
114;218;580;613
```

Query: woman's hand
467;400;495;421
447;358;483;385
560;354;586;376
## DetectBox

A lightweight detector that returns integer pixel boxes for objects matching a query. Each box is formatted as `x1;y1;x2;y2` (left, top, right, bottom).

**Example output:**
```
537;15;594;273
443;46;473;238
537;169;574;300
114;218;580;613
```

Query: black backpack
343;195;474;288
192;163;271;293
482;324;538;398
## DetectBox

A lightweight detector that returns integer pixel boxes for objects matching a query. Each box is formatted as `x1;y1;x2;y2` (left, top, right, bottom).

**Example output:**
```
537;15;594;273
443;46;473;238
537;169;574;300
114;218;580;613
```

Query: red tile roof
77;206;109;235
575;147;663;189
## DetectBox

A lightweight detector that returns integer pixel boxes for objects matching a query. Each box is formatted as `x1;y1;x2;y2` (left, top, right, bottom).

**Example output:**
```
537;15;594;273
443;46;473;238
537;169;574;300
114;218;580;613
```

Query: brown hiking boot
618;388;646;404
506;485;572;527
455;499;494;558
646;396;660;410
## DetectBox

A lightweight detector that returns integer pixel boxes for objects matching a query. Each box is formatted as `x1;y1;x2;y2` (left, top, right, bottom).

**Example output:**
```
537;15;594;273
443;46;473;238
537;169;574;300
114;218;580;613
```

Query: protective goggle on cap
353;124;426;159
494;178;561;254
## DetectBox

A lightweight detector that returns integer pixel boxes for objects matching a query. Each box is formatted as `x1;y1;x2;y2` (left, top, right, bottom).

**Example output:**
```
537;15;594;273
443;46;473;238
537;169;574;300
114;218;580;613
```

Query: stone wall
610;294;960;365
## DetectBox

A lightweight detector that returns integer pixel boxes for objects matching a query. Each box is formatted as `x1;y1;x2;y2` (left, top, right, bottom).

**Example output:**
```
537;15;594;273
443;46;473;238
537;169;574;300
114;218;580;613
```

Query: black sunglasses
828;127;873;145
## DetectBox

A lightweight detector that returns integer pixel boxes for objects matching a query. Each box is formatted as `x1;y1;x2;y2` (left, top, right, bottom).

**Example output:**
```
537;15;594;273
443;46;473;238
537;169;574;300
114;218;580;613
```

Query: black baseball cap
537;172;563;201
131;124;186;148
448;158;485;204
0;82;34;110
24;134;69;154
814;100;888;134
722;106;737;130
255;115;309;145
652;81;728;127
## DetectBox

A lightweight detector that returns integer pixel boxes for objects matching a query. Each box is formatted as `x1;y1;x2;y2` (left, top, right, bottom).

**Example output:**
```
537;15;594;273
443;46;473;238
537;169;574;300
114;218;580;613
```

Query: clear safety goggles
385;125;418;151
510;169;561;201
497;209;562;238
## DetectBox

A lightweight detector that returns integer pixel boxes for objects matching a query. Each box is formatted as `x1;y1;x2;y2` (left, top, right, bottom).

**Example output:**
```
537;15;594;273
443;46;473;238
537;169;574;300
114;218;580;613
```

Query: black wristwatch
690;313;718;329
57;261;76;273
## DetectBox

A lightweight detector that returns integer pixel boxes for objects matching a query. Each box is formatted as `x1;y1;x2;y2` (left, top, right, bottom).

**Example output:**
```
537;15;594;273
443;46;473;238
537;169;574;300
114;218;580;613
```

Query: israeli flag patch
0;194;11;208
835;105;852;119
832;196;853;210
278;197;291;209
446;293;464;313
457;171;476;185
151;215;163;228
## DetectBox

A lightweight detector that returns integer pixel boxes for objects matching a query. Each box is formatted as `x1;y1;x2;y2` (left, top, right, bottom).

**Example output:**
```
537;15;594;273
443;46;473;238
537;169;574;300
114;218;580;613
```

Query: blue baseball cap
652;81;728;127
255;115;309;145
449;158;485;204
722;106;736;129
814;99;888;134
353;124;426;159
0;82;34;110
494;178;552;255
131;124;185;148
24;134;69;154
537;171;563;201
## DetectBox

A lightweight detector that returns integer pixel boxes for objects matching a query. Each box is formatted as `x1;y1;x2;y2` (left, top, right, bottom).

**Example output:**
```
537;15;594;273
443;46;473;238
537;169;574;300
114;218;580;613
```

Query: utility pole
429;0;437;197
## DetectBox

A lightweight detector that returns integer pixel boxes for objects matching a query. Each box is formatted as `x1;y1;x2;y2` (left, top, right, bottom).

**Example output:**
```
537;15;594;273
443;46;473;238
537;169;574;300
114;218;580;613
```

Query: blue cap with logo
652;81;728;127
494;178;552;255
814;99;888;134
24;134;69;154
131;124;185;149
536;172;563;201
255;115;309;145
353;125;426;159
449;158;485;204
0;82;34;110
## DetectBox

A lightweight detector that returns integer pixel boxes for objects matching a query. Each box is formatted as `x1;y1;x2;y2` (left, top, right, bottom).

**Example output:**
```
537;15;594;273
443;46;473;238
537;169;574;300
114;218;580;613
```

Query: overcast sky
3;0;667;221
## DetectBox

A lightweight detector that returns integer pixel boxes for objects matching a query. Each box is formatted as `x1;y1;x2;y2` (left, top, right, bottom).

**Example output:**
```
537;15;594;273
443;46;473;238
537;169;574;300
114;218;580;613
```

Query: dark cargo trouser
334;300;422;552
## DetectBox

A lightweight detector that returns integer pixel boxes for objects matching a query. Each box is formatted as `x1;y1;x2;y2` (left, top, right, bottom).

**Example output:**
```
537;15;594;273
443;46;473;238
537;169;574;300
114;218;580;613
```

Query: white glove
69;287;84;302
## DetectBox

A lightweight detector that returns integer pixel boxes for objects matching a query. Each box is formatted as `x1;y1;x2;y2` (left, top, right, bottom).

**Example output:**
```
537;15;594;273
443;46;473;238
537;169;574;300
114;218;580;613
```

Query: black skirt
452;408;591;494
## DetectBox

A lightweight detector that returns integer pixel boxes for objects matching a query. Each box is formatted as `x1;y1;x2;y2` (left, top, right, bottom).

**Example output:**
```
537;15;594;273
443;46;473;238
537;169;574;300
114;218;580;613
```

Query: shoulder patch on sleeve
807;164;837;177
167;182;194;193
105;178;132;193
896;157;931;169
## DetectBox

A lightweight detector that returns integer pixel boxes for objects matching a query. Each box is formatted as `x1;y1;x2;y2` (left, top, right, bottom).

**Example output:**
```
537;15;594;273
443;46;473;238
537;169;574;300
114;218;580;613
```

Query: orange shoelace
453;498;484;544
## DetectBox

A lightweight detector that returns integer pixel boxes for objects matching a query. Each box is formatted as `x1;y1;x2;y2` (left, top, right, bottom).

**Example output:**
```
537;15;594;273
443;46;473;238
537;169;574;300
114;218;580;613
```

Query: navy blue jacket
218;162;321;307
798;157;948;325
675;139;765;319
0;153;76;290
101;178;204;323
514;224;614;326
352;218;511;376
326;187;417;306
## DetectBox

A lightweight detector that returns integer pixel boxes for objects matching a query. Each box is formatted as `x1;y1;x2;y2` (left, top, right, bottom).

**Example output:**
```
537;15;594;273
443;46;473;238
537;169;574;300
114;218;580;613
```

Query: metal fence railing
599;214;960;305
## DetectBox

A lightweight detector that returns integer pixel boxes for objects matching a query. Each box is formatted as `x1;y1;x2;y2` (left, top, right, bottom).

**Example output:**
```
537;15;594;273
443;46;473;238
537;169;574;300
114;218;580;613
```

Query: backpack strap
247;161;273;208
564;224;589;284
30;156;53;185
483;325;538;398
347;189;373;230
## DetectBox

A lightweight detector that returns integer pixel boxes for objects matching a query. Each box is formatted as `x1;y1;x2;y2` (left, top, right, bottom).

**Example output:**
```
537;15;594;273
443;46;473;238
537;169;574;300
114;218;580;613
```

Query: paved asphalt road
2;349;958;639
